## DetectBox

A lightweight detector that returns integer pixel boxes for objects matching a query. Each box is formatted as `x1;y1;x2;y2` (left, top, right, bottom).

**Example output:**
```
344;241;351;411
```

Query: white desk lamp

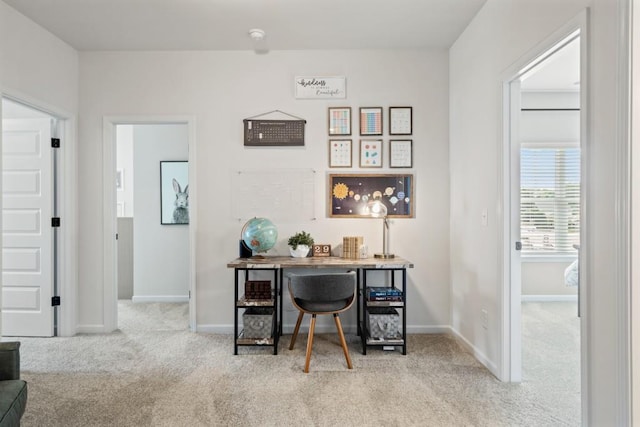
363;199;395;259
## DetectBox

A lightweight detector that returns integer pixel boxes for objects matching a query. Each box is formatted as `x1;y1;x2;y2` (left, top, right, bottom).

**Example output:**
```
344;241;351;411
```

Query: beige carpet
14;301;579;426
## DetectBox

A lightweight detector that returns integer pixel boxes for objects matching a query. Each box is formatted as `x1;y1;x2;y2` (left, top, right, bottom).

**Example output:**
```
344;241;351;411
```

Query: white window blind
520;143;580;254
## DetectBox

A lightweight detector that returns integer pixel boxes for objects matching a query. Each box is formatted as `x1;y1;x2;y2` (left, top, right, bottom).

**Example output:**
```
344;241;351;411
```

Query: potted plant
287;231;314;257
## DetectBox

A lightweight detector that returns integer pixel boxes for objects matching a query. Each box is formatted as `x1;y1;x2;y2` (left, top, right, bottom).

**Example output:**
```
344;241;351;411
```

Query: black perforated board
243;119;305;146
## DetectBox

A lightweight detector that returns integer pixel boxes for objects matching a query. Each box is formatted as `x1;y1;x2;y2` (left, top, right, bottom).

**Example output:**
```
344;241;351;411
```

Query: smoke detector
249;29;266;41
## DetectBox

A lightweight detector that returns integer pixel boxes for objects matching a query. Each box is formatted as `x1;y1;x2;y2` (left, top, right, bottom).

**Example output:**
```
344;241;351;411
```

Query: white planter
289;245;310;258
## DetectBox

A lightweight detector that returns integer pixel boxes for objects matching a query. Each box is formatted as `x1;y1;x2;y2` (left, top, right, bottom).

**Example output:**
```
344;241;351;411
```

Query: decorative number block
312;244;332;257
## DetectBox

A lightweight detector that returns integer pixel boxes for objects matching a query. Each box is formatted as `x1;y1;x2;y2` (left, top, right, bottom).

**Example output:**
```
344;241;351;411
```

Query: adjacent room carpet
14;301;579;426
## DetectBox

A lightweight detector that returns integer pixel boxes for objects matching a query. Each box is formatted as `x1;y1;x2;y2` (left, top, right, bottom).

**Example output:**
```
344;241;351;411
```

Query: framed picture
359;107;383;136
389;140;413;168
160;161;189;225
329;139;352;168
389;106;412;135
360;139;383;168
328;107;351;135
329;173;414;218
116;169;124;191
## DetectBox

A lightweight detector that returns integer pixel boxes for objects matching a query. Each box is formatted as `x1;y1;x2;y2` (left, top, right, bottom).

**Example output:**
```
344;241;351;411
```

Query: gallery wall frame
360;139;383;168
328;107;351;135
359;107;383;136
329;139;352;168
389;106;413;135
160;160;189;225
328;173;414;218
389;139;413;168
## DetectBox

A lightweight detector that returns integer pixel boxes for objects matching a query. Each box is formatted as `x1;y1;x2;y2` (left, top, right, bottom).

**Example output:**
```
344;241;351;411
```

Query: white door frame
103;116;197;332
0;91;78;337
499;8;588;391
631;0;640;421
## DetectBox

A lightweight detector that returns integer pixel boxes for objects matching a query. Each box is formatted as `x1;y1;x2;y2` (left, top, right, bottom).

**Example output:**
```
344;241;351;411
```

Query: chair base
289;311;353;373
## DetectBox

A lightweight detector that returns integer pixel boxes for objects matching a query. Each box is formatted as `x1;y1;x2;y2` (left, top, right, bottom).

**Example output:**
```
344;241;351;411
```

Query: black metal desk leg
234;269;240;355
402;268;407;355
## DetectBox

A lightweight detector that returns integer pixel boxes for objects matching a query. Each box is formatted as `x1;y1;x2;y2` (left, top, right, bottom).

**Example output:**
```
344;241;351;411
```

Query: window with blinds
520;143;580;254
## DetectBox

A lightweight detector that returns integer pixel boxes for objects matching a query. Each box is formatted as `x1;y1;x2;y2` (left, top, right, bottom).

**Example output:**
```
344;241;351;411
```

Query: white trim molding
614;0;632;424
630;0;640;423
499;10;589;387
521;295;578;302
131;295;190;303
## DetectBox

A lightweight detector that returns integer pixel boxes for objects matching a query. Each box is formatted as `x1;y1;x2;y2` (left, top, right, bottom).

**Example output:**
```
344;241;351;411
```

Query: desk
227;256;414;355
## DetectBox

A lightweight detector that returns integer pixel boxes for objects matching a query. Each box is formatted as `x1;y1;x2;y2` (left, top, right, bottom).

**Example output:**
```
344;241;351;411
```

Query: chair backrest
288;271;356;303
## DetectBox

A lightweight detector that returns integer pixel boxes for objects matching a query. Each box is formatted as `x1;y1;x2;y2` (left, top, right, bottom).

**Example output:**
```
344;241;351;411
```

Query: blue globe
241;218;278;254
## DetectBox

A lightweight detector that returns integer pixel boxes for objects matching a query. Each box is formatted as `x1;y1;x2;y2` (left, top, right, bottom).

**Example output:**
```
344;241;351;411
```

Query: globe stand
239;240;253;258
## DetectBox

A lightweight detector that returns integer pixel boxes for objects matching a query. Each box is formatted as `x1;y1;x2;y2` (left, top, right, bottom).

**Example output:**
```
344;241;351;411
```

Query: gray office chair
288;271;356;373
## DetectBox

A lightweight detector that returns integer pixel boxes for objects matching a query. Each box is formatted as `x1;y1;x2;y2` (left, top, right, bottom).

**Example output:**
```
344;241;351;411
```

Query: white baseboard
406;325;451;334
76;324;108;333
131;295;189;303
196;323;453;335
521;294;578;302
450;327;500;379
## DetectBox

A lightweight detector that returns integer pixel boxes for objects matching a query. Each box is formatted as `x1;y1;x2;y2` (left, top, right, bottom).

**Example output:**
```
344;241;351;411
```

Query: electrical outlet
481;309;488;330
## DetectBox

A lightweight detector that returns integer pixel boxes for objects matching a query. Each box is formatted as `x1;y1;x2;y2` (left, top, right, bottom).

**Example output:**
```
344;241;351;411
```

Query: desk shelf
365;300;404;308
236;296;275;307
358;268;407;355
232;267;280;355
236;334;275;346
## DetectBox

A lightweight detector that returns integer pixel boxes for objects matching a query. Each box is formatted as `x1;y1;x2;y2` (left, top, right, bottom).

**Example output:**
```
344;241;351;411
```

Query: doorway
501;11;587;409
103;117;197;333
518;36;581;412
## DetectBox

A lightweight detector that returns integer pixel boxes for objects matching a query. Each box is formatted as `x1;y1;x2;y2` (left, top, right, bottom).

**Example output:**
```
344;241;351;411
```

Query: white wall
521;261;576;296
77;49;451;332
450;0;629;423
116;125;134;217
132;124;189;301
117;217;133;299
0;2;78;112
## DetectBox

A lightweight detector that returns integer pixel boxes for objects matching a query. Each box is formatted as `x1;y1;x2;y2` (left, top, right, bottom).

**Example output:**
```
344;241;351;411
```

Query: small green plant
287;231;314;249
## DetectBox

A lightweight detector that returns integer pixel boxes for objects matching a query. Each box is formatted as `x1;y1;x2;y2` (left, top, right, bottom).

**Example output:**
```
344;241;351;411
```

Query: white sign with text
294;76;346;99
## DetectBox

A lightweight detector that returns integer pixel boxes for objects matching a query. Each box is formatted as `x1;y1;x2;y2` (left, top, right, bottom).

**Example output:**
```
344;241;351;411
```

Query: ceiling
2;0;578;94
521;35;580;92
3;0;488;51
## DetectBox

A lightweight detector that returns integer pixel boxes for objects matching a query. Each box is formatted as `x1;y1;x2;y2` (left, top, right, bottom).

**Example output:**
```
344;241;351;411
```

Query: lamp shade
363;199;387;218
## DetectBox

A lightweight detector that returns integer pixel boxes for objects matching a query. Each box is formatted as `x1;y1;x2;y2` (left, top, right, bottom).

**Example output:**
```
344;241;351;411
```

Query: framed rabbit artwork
160;161;189;225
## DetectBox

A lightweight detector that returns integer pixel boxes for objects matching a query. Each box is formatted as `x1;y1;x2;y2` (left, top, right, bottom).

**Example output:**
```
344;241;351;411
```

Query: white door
2;118;54;337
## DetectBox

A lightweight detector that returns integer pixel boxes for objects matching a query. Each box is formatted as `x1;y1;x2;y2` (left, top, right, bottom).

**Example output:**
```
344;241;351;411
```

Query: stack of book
366;286;403;302
342;236;363;259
